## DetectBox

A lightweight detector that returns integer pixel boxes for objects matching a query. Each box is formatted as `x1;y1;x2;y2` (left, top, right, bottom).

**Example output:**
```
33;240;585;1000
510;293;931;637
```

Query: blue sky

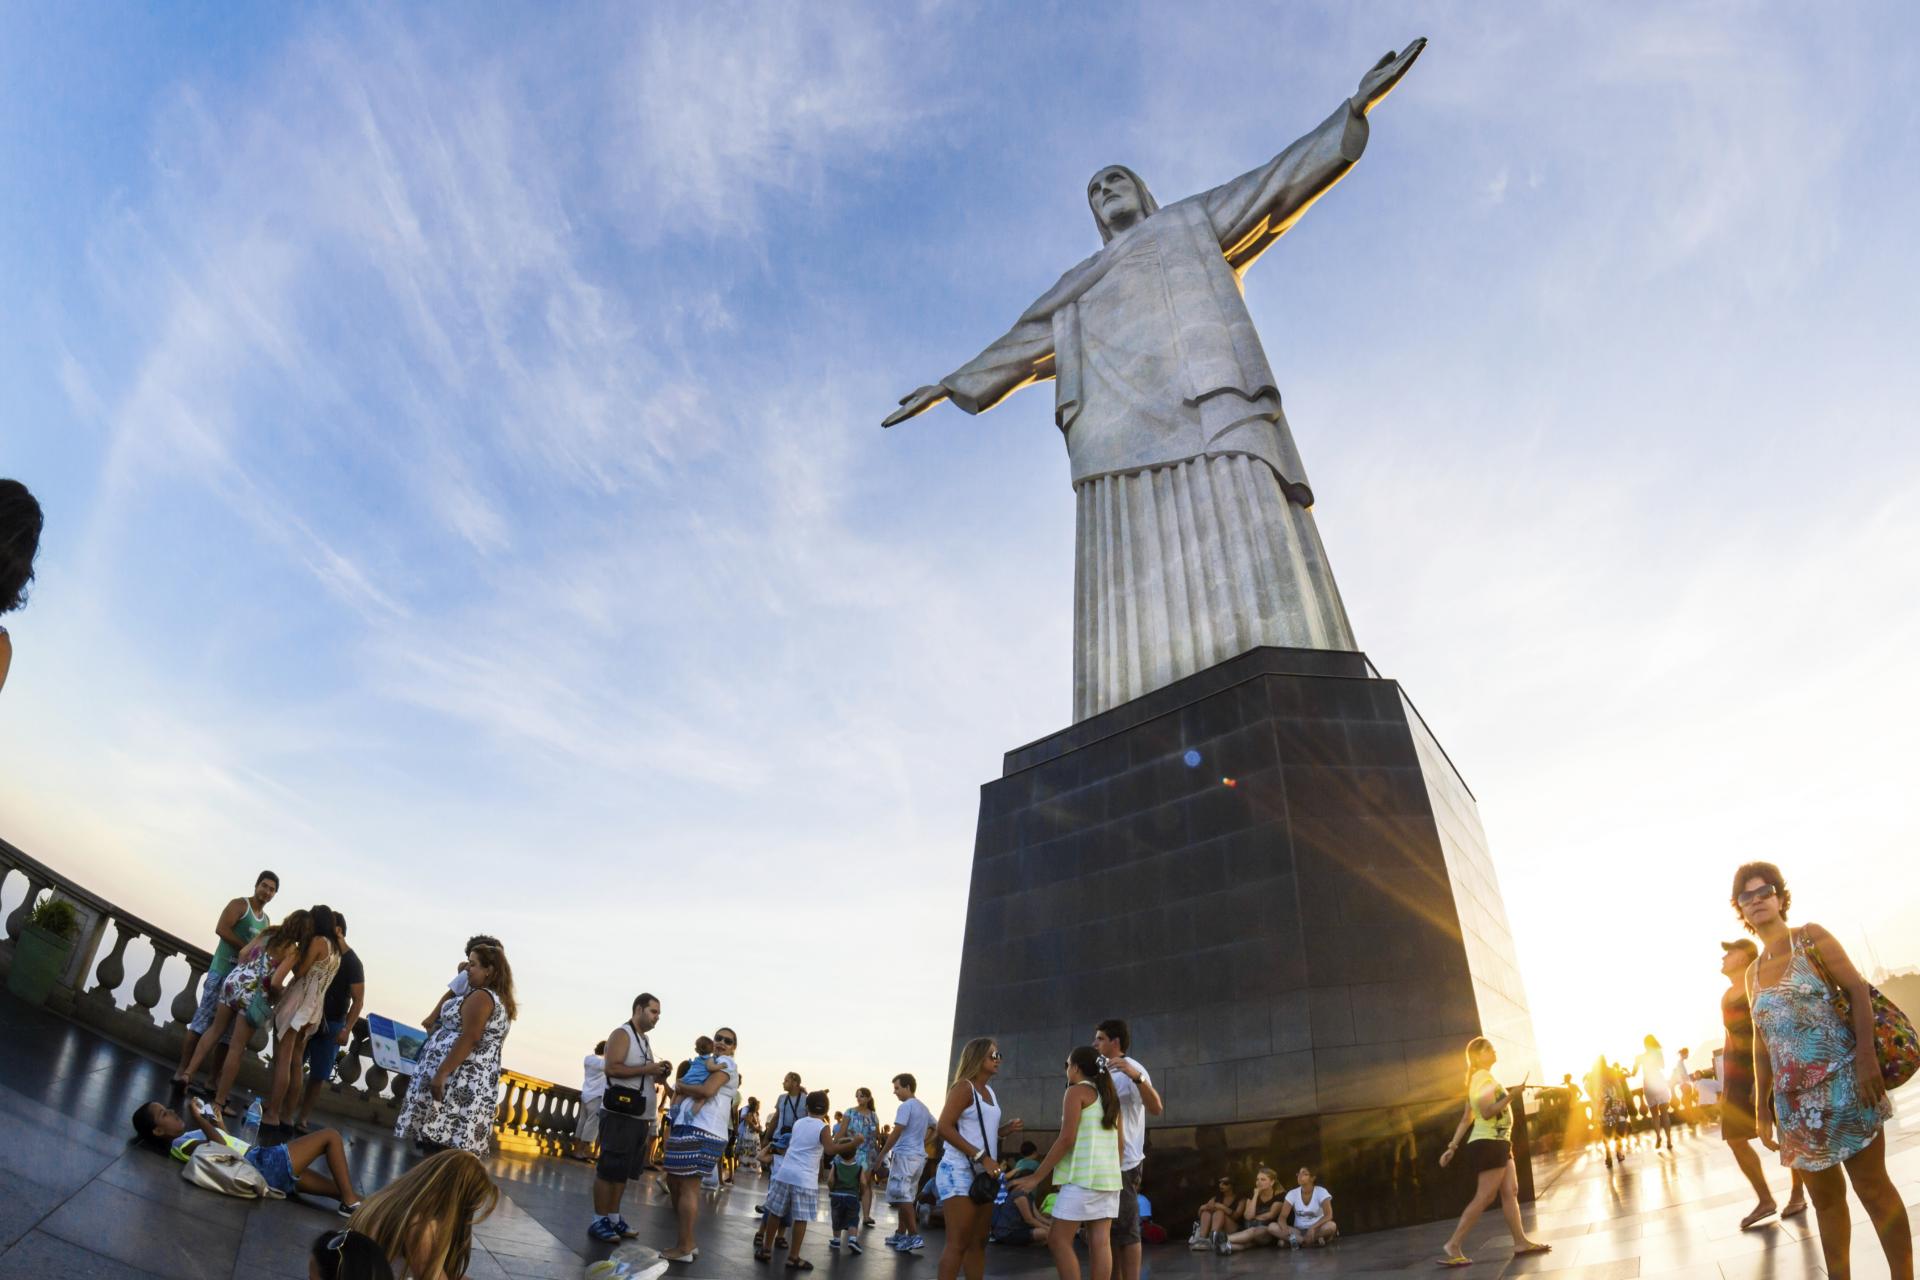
4;2;1918;1100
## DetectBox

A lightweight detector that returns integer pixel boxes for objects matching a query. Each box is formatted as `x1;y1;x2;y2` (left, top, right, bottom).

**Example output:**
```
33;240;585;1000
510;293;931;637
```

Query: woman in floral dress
396;943;516;1156
846;1086;883;1228
1740;860;1909;1280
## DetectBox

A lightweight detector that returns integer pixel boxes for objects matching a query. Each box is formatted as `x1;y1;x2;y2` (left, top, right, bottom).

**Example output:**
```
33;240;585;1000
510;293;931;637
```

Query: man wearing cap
1719;938;1805;1229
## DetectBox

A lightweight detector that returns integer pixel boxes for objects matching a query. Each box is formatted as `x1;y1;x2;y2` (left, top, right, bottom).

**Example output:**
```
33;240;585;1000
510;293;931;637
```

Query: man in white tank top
590;993;669;1242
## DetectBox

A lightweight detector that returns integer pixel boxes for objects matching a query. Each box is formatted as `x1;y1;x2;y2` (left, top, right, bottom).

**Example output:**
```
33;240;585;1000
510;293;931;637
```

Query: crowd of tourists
105;828;1917;1279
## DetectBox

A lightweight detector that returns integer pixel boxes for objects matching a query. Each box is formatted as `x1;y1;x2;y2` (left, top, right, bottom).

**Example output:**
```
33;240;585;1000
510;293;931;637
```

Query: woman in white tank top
934;1037;1023;1280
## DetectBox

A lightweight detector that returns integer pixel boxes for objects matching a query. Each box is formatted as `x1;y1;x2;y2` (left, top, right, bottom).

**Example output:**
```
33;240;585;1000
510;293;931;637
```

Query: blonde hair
950;1037;997;1089
1463;1036;1495;1091
349;1150;498;1280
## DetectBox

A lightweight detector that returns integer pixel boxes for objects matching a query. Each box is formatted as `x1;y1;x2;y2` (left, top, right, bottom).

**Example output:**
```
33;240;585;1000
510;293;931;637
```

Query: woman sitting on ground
134;1094;362;1214
1281;1165;1337;1246
1214;1165;1284;1253
348;1149;500;1280
1190;1175;1240;1250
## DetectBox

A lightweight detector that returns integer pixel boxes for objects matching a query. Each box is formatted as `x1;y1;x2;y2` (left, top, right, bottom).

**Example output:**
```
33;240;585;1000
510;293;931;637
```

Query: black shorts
1113;1165;1143;1246
596;1111;653;1183
1462;1138;1511;1173
830;1193;861;1233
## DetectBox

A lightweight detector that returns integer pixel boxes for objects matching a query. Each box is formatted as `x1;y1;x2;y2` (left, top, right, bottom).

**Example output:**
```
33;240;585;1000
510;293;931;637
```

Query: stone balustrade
0;836;572;1151
496;1069;583;1156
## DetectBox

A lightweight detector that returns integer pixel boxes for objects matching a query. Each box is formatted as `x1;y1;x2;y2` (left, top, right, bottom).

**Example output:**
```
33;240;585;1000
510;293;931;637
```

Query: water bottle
242;1097;263;1140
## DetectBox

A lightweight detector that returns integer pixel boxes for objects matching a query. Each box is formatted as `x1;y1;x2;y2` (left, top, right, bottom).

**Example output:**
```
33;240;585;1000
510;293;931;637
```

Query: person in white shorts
877;1073;935;1252
1012;1046;1124;1280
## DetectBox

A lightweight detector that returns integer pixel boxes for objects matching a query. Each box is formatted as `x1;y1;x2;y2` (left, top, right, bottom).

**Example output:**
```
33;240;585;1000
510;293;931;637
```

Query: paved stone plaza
3;987;1916;1278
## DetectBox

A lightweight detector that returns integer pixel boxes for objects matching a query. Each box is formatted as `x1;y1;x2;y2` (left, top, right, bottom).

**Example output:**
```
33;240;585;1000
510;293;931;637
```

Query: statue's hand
882;384;949;428
1352;36;1426;116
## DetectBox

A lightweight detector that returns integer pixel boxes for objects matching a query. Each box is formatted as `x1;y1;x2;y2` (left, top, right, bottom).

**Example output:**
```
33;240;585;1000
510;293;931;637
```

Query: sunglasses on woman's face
989;1049;1002;1061
715;1036;736;1046
1736;884;1779;907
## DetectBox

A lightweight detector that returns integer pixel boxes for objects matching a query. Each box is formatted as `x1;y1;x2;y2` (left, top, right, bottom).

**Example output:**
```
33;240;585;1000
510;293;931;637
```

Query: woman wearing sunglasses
1189;1175;1241;1250
933;1037;1023;1280
1738;861;1909;1280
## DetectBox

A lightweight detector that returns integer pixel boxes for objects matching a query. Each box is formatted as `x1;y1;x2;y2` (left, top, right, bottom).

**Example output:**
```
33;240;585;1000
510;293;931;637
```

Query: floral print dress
1751;930;1894;1171
394;987;510;1155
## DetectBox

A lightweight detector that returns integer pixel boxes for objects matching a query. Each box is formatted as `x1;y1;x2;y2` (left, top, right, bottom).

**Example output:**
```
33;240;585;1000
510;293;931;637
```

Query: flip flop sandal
1514;1243;1553;1255
1782;1200;1808;1218
1740;1205;1778;1230
1437;1255;1473;1268
784;1262;813;1273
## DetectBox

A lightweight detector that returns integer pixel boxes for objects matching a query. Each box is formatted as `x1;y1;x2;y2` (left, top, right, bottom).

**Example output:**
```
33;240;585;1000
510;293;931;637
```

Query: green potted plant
7;896;82;1005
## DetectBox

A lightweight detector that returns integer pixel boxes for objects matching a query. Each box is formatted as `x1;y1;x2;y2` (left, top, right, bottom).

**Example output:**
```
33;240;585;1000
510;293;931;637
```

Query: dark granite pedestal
950;646;1540;1233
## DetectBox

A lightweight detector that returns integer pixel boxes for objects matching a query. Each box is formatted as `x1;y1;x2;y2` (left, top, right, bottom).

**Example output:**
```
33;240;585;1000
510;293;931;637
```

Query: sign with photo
367;1013;429;1076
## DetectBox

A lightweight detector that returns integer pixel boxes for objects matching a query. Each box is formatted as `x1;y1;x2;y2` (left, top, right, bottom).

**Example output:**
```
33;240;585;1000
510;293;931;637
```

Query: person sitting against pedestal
989;1170;1053;1246
1281;1165;1337;1246
1190;1174;1242;1250
1214;1165;1284;1254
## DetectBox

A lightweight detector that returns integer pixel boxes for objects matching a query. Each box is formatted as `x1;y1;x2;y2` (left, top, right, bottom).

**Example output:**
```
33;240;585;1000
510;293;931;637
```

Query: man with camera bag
589;992;671;1243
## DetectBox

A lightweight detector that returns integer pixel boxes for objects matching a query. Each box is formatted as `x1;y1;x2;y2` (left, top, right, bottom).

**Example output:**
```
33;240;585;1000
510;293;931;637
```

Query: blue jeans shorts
245;1144;298;1194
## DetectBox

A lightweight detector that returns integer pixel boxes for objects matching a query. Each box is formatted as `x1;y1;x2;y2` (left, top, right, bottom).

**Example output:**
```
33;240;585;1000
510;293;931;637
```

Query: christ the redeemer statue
886;39;1427;722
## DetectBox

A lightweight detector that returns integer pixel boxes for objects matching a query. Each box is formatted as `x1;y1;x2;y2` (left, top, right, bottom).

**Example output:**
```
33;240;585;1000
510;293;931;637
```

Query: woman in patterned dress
846;1087;883;1229
1740;861;1910;1280
395;943;516;1156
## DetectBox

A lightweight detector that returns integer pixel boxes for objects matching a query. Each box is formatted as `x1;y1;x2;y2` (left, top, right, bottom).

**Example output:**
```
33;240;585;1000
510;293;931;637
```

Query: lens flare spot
1221;777;1238;788
1182;749;1202;768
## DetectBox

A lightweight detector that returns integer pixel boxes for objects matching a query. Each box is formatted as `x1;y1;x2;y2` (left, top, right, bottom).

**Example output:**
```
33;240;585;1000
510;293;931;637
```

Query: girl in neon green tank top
1436;1037;1551;1267
1011;1045;1124;1280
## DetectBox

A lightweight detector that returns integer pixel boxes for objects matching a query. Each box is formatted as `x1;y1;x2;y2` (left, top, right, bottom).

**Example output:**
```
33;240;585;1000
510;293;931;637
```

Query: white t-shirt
1287;1185;1331;1227
581;1054;606;1103
686;1054;738;1139
776;1116;828;1187
892;1096;933;1160
1109;1056;1152;1171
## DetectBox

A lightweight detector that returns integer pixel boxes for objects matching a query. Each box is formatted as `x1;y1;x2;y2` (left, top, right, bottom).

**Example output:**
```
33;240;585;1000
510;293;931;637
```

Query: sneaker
895;1235;925;1252
847;1240;863;1256
884;1233;903;1247
614;1217;639;1239
336;1200;360;1219
1219;1242;1236;1255
1212;1229;1228;1254
588;1217;622;1243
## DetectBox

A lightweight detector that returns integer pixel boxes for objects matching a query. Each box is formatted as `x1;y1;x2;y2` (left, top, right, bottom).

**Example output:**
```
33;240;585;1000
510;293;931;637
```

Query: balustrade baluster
131;940;173;1024
86;918;135;1006
337;1027;367;1088
365;1063;390;1104
171;958;208;1026
4;873;49;945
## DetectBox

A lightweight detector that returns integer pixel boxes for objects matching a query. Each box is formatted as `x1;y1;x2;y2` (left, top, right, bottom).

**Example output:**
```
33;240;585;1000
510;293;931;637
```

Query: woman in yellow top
1012;1046;1123;1280
1436;1037;1552;1268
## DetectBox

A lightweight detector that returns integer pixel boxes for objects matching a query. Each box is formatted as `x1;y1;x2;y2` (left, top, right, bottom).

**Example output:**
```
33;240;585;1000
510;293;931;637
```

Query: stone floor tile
0;1169;66;1251
0;1229;165;1280
37;1177;238;1280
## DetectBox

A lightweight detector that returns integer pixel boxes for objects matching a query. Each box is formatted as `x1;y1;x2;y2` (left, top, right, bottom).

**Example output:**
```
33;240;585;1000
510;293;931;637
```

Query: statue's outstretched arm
1205;37;1425;274
882;300;1059;427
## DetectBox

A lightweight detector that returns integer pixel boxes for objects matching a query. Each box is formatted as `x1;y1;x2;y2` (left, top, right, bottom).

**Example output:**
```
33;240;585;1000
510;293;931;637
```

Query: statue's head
1087;165;1159;243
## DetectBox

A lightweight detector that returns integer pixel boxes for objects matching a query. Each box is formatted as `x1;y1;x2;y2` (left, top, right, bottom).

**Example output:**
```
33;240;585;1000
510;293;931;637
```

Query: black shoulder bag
966;1087;999;1204
602;1023;651;1117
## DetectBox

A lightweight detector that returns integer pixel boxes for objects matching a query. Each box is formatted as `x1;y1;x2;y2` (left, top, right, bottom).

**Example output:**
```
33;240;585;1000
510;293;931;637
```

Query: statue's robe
938;100;1370;721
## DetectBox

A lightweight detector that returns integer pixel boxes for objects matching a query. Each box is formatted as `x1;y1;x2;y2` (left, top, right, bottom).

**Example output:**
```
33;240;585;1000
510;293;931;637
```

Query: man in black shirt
294;912;366;1132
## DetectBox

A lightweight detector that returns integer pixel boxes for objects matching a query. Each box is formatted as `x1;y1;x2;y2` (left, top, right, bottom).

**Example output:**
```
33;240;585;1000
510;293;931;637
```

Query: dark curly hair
0;479;43;615
1730;860;1789;933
